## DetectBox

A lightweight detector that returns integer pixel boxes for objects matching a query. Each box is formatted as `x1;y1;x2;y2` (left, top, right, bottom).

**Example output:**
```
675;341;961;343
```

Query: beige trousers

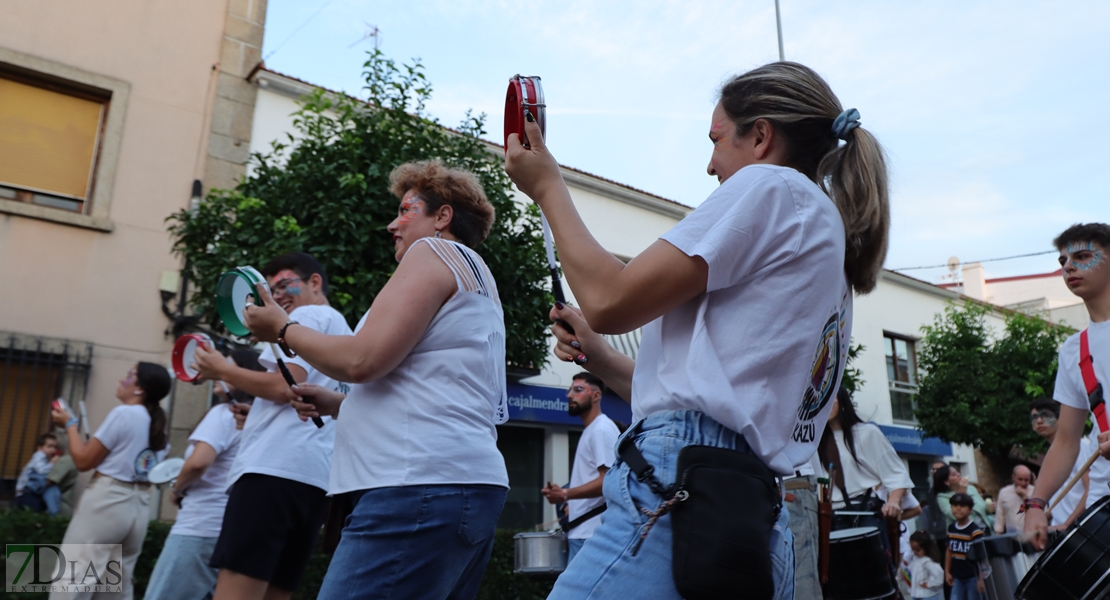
49;476;150;600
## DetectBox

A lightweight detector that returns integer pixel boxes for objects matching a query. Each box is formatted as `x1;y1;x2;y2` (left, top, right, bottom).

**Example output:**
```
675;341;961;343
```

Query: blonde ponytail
718;62;890;293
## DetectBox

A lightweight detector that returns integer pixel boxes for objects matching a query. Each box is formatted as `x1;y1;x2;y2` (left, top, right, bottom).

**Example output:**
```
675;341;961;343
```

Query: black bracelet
277;321;299;358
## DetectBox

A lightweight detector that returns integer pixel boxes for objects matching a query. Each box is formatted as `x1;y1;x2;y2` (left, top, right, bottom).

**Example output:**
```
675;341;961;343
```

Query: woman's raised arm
245;241;457;383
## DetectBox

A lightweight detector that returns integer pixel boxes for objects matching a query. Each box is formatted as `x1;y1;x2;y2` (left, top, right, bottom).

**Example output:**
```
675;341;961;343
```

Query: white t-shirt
329;238;509;494
1053;320;1110;507
170;404;241;538
93;404;168;482
568;414;620;540
634;164;854;474
821;423;915;508
226;303;353;492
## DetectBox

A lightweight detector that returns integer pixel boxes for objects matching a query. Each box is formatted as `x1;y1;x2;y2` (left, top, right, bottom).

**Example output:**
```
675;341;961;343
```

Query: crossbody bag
617;423;782;600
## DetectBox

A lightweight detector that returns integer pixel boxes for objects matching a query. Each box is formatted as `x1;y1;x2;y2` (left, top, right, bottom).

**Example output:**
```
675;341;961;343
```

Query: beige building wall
0;0;267;517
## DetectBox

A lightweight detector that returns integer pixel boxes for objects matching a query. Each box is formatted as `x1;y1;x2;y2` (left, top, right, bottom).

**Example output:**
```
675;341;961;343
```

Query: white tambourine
216;266;269;338
148;457;185;486
171;333;213;382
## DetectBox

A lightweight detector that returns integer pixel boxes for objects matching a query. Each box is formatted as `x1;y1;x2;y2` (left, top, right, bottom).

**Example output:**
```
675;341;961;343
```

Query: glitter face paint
1064;241;1105;272
397;190;427;224
272;269;302;297
709;118;731;152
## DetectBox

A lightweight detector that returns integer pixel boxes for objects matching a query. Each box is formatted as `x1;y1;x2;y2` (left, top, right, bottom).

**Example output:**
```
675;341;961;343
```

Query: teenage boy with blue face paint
1025;223;1110;549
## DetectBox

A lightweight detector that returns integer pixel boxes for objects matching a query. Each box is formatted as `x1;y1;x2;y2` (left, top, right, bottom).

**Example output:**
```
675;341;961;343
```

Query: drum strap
1079;330;1108;433
562;504;607;532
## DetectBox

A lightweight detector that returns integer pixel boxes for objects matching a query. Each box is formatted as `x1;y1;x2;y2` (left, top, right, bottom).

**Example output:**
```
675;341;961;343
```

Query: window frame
883;331;921;425
0;46;129;232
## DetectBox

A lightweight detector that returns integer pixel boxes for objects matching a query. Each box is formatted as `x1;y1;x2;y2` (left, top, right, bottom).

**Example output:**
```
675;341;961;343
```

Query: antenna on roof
349;23;381;49
946;256;961;282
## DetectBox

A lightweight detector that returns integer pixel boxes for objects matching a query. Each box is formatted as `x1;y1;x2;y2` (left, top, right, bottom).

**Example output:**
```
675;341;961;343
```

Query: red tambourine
504;75;546;148
172;333;213;382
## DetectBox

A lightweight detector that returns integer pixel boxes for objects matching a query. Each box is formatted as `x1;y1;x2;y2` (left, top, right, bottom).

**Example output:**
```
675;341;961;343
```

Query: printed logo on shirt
134;449;157;479
792;313;841;443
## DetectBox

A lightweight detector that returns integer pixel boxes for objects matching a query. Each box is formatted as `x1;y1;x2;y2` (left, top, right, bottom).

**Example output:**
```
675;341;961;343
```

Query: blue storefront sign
507;383;633;426
877;424;952;456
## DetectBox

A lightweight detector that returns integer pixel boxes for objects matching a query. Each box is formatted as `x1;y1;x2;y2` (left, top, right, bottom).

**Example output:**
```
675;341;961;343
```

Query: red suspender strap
1079;329;1109;432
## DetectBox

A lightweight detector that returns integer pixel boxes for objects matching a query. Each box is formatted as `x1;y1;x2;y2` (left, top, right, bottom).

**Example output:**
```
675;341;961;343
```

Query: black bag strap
617;422;675;498
563;503;608;532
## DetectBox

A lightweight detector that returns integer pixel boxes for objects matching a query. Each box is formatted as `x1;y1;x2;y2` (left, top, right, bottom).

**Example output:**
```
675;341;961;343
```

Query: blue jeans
785;476;819;599
549;410;794;600
43;485;61;516
145;534;219;600
567;538;585;565
951;576;982;600
318;484;507;600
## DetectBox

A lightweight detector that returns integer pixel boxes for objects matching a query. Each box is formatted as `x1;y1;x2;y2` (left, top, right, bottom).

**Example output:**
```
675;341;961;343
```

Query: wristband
277;321;299;358
1022;497;1047;513
65;417;79;429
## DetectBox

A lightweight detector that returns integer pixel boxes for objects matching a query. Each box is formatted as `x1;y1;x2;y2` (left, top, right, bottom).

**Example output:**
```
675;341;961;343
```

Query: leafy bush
167;50;551;370
3;510;554;599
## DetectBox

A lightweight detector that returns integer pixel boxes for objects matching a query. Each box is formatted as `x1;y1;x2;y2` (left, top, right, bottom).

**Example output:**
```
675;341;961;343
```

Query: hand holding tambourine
241;283;289;343
505;113;563;207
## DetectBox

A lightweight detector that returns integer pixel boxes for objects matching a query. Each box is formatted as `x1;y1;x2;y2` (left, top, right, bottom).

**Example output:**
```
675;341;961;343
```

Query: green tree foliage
167;51;551;369
914;303;1070;458
840;341;865;397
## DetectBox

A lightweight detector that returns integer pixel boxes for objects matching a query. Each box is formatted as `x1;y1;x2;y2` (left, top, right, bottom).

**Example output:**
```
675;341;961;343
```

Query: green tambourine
216;266;269;337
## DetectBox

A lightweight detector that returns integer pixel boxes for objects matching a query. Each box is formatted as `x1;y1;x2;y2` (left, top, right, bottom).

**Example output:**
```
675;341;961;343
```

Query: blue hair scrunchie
831;108;861;140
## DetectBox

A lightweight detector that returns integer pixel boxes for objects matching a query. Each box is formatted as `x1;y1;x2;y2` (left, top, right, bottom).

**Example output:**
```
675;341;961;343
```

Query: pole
774;0;785;61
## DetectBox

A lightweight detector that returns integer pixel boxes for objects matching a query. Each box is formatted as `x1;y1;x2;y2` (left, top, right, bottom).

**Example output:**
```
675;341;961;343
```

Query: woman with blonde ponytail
50;362;171;599
506;61;889;600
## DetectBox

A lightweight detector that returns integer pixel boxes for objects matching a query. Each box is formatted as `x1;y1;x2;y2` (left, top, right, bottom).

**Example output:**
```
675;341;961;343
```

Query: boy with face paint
1025;223;1110;549
1028;398;1091;529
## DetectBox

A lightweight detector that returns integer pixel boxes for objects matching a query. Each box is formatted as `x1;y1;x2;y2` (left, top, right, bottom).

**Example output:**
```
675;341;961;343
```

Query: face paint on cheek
285;283;301;296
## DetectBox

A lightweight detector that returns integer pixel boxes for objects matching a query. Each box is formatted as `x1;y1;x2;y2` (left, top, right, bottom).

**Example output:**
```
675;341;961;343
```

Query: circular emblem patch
134;448;158;479
797;314;840;422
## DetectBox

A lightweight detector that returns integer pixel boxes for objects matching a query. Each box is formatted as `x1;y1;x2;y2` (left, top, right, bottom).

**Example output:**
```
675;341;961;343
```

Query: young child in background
908;530;945;600
945;493;986;600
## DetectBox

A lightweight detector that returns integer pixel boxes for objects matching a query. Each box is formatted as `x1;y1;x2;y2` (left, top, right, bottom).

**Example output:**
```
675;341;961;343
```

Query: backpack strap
1079;330;1108;433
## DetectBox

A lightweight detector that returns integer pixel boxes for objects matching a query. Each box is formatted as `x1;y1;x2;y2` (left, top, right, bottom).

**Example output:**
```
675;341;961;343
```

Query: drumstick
269;342;325;429
1048;448;1101;513
541;213;575;334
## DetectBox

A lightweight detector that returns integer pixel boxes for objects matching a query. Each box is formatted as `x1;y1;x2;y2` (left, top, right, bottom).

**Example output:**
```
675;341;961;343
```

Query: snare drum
504;75;546;148
513;530;566;579
826;526;896;600
216;266;269;337
1016;495;1110;600
171;333;212;382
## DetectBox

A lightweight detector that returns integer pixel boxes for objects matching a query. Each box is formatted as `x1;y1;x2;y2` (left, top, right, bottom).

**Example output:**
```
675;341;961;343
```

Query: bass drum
1016;495;1110;600
825;526;895;600
513;530;566;579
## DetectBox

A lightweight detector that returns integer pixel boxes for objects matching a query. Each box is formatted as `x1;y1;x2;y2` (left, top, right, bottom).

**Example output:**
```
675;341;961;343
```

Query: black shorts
209;473;328;591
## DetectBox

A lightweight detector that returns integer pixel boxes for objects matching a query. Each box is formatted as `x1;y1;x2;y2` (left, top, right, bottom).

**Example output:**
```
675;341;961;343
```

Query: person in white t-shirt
144;350;260;600
1027;398;1091;529
192;252;353;600
245;161;509;600
1025;223;1110;550
506;62;890;600
49;362;172;600
541;372;620;564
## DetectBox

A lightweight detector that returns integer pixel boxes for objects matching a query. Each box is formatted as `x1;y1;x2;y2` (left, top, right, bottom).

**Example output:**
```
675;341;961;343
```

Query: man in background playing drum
541;372;620;565
192;252;353;600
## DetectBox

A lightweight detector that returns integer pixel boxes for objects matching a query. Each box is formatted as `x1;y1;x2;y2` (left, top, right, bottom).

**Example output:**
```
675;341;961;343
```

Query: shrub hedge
2;510;554;599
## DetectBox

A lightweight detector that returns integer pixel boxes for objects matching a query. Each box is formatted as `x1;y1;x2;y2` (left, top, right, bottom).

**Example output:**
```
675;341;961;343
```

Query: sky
259;0;1110;284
